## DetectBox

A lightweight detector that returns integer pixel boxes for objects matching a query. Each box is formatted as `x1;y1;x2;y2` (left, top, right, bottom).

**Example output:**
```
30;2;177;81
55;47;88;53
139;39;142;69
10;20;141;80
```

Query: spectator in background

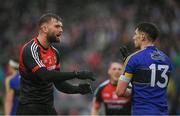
91;62;131;115
4;59;20;115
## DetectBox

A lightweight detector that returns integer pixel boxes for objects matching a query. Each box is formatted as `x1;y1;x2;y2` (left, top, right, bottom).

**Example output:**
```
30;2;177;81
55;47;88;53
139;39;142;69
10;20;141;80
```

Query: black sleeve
54;81;80;94
22;45;76;82
22;44;46;72
34;68;76;82
93;86;103;102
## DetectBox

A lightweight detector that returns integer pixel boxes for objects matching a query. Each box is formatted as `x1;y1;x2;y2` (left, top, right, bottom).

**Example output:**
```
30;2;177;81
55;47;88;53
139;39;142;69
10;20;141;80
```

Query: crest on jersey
150;51;165;61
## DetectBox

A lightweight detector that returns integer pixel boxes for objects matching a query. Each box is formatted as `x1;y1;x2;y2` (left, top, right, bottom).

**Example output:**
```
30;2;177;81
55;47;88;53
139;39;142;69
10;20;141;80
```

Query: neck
37;33;50;49
141;42;154;50
11;70;17;76
110;79;117;86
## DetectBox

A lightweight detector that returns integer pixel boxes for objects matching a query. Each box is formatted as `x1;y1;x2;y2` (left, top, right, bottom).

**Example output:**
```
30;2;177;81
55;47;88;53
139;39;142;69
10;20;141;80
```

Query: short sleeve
123;55;137;74
22;43;45;72
93;87;103;103
168;59;174;72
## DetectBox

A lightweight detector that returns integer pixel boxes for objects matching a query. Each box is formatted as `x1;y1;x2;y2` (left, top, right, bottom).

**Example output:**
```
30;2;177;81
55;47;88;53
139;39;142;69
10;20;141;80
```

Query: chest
101;86;118;100
101;84;129;104
40;49;57;70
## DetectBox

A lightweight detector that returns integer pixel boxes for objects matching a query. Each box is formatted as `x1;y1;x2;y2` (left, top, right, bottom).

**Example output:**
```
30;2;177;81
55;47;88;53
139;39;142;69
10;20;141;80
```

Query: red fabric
101;82;131;106
32;65;41;72
34;38;59;71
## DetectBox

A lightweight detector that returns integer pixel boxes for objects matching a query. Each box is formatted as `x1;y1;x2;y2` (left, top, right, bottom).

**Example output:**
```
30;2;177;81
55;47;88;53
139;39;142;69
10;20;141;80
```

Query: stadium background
0;0;179;114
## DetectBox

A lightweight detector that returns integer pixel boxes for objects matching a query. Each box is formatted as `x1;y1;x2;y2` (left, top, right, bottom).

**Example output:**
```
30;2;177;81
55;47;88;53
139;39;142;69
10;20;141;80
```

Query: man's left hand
78;83;93;94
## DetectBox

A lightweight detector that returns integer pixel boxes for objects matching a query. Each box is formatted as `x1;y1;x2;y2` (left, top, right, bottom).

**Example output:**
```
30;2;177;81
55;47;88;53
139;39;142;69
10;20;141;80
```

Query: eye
112;68;121;70
55;25;61;28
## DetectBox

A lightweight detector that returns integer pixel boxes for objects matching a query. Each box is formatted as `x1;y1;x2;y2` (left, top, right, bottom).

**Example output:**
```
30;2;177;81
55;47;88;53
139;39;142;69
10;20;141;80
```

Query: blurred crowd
0;0;180;115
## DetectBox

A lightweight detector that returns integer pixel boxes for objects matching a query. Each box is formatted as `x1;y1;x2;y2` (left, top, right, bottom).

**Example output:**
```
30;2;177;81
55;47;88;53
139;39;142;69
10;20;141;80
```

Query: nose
60;27;63;32
133;35;136;40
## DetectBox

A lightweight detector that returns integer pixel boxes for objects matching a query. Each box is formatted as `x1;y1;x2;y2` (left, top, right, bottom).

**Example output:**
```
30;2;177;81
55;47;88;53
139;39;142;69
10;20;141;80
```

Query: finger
90;86;93;94
120;47;126;56
122;46;127;54
90;77;95;81
122;46;128;54
120;46;129;58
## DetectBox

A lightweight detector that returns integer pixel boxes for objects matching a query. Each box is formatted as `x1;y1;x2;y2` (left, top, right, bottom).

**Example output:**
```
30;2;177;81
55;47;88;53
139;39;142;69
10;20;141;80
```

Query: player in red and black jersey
91;62;131;115
17;13;95;115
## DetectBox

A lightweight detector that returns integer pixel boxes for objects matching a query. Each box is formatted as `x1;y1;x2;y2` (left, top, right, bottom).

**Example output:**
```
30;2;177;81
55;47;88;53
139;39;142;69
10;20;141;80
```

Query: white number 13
149;64;169;88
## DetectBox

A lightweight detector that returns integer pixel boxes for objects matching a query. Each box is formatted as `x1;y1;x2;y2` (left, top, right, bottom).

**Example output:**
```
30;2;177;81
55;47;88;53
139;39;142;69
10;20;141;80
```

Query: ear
41;25;48;33
141;33;146;41
108;69;111;75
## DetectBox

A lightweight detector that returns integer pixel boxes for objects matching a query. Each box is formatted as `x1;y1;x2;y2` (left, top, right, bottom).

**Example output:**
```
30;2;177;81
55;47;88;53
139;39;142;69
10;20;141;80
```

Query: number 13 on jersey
149;64;169;88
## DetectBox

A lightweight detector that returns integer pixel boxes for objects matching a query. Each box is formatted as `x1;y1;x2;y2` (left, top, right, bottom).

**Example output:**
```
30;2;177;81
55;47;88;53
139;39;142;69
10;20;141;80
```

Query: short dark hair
38;13;62;28
135;22;159;41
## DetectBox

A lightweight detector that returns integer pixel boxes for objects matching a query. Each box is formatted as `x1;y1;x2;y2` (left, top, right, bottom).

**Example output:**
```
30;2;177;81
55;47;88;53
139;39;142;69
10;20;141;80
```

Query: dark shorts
16;103;57;115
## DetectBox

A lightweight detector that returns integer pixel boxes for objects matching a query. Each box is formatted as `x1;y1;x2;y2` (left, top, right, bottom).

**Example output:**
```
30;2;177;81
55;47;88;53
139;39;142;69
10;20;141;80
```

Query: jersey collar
145;45;156;49
34;38;49;50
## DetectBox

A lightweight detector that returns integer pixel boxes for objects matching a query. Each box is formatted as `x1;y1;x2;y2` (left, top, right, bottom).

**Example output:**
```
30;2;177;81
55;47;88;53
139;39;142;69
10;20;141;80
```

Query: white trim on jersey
34;44;45;66
31;42;45;67
104;99;129;104
94;80;109;96
99;80;109;88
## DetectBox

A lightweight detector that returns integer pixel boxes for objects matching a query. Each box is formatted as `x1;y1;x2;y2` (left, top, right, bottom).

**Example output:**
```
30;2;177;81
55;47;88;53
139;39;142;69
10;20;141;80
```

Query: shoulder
22;39;40;56
94;80;109;94
159;50;171;61
11;73;20;81
99;80;109;88
125;49;144;63
21;39;38;53
159;50;173;70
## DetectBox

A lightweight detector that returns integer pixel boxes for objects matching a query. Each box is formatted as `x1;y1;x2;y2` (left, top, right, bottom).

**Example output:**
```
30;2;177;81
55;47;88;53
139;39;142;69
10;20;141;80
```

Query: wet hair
135;22;159;41
38;13;62;28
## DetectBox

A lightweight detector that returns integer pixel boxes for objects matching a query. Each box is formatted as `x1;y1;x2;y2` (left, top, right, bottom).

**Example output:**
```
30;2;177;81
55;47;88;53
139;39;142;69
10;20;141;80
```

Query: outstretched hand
78;83;93;94
75;71;95;81
120;46;129;62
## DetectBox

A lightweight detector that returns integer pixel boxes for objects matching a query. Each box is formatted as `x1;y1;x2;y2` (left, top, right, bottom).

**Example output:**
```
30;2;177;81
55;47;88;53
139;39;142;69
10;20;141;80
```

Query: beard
47;31;60;43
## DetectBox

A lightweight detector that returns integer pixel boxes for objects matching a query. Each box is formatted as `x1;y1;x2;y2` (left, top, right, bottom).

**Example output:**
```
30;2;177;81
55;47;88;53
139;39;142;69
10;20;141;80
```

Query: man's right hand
75;71;95;81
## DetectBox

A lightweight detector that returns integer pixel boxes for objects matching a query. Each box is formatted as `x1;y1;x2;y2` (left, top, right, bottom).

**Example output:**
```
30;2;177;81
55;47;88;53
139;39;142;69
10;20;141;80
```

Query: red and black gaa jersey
19;37;60;106
94;80;131;115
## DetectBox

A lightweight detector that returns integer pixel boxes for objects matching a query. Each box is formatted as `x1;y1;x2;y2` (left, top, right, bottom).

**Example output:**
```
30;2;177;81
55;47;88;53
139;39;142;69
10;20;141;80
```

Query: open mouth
56;34;61;38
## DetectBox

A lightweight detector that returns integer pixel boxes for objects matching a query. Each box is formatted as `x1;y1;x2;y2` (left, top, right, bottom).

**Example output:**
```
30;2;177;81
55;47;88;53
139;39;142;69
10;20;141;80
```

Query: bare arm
4;78;14;115
54;81;92;94
116;74;132;97
91;99;101;116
